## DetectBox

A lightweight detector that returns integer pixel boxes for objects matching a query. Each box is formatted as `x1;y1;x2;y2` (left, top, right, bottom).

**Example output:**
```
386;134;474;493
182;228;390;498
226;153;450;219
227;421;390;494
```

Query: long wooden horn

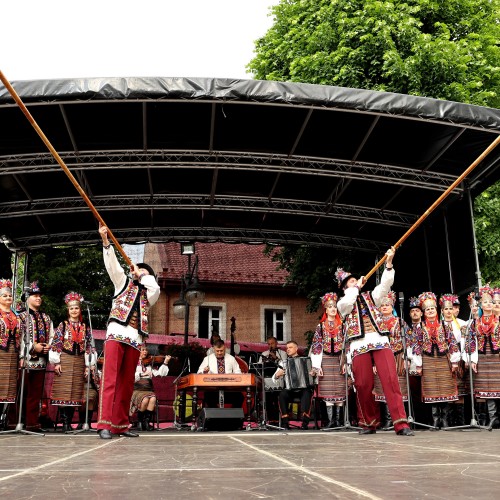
363;134;500;282
0;71;131;266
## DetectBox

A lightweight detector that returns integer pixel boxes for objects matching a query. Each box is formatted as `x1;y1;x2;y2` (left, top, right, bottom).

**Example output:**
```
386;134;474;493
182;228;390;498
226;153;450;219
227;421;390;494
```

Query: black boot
431;405;440;430
478;402;488;426
60;407;69;433
334;405;343;427
324;405;335;428
65;407;75;432
137;411;145;431
382;404;393;431
145;410;154;431
441;404;450;429
487;400;499;430
455;404;465;427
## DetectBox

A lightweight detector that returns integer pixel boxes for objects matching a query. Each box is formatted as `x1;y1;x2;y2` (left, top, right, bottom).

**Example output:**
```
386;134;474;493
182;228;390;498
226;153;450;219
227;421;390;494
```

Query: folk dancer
336;246;413;436
97;224;161;439
49;292;96;432
465;286;500;429
0;279;21;428
373;291;410;430
440;294;468;426
409;292;459;429
17;281;54;432
310;292;347;429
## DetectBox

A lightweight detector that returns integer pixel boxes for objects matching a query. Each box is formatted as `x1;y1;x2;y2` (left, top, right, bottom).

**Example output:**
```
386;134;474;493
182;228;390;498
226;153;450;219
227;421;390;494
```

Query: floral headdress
335;268;357;289
321;292;338;308
64;291;84;307
0;278;13;293
408;296;420;309
380;291;396;307
439;293;458;309
418;291;437;311
479;284;493;300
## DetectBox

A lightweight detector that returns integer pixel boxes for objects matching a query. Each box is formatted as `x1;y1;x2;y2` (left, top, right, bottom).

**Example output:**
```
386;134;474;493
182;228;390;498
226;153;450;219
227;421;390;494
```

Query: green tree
251;0;500;304
249;0;500;107
474;181;500;287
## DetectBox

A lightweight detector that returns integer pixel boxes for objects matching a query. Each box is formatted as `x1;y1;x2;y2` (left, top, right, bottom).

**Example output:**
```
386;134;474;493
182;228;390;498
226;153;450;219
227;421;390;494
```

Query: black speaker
197;408;245;431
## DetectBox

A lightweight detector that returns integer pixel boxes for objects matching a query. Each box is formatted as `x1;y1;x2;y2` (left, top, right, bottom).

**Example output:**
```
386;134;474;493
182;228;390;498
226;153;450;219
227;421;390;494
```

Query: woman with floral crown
373;291;410;430
411;292;460;429
440;294;468;426
49;292;96;432
0;279;21;427
310;292;347;428
465;285;500;429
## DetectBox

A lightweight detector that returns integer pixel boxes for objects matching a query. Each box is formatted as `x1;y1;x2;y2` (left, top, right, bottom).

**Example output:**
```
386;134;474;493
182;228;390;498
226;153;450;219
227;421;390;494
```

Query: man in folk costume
49;292;96;432
310;292;347;428
0;279;21;427
465;285;500;429
492;287;500;318
409;292;459;429
373;291;410;430
336;246;413;436
18;281;54;432
440;294;468;426
97;224;160;439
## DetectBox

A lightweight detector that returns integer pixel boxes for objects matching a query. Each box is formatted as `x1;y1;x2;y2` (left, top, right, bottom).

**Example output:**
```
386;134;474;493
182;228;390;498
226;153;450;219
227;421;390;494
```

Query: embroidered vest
344;292;391;341
51;320;89;356
420;320;456;356
311;321;343;355
467;316;500;354
108;279;150;337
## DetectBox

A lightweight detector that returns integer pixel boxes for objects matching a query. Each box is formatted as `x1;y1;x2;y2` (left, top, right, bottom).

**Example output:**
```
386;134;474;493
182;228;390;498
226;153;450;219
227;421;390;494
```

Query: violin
97;354;175;366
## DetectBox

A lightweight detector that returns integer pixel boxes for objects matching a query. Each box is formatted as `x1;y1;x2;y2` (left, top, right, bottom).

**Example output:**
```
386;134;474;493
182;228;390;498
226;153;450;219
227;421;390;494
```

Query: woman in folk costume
464;285;500;429
0;279;21;412
310;292;347;428
49;292;96;432
411;292;460;429
130;345;171;431
440;294;468;426
373;291;410;430
493;287;500;318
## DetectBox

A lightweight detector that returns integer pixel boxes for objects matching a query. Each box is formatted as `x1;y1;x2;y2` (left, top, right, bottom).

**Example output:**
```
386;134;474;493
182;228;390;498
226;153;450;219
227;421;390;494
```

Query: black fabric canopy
1;77;499;297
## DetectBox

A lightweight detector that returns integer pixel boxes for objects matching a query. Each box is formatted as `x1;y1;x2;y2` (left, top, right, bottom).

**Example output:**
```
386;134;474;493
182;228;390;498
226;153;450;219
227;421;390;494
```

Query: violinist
130;345;171;431
197;339;243;408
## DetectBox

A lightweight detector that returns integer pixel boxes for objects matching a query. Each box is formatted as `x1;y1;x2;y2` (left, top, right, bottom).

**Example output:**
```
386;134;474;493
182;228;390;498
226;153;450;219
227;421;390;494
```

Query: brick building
144;242;318;348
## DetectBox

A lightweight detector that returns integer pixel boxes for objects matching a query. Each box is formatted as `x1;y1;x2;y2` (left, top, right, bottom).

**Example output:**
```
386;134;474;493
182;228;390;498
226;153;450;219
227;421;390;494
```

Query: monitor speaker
197;408;245;431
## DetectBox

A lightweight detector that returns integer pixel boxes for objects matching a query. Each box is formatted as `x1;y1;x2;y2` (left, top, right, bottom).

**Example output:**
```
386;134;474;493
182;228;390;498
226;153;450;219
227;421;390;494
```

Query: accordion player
272;340;316;430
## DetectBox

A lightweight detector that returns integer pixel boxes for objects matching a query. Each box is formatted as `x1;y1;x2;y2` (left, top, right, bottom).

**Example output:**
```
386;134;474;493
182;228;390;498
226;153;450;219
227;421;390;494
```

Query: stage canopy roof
1;77;499;295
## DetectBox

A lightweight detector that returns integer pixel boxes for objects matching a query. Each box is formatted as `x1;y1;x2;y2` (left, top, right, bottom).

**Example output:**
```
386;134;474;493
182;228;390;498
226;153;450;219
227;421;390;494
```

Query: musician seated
197;339;244;408
259;336;287;364
206;333;240;356
273;341;315;430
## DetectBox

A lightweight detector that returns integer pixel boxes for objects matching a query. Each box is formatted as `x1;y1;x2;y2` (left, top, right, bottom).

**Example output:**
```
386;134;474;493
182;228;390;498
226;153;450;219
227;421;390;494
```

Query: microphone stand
1;287;44;436
322;319;361;432
171;355;191;431
68;302;98;434
398;294;435;431
248;353;285;431
443;303;488;432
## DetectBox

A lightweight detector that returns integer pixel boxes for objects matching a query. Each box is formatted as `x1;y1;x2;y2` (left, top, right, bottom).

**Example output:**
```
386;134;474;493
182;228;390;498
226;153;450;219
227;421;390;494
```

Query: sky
2;0;279;82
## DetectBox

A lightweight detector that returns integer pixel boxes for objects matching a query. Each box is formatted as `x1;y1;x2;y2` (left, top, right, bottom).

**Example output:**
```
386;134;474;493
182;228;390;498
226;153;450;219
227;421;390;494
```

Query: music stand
322;321;362;432
248;356;286;431
397;293;436;431
169;356;192;431
0;285;44;436
444;300;489;432
68;301;98;435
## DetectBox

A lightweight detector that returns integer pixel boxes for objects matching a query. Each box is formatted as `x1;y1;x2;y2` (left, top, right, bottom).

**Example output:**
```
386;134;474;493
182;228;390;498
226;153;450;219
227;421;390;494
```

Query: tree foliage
251;0;500;304
249;0;500;107
474;181;500;287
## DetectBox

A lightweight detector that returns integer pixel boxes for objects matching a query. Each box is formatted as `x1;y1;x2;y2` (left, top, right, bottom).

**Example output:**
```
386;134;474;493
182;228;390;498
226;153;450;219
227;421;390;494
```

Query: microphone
398;292;404;303
83;301;95;306
23;281;32;293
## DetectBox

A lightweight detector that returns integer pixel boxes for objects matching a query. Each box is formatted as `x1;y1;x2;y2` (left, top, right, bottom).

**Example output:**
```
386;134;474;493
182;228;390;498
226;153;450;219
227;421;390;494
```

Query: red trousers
24;369;46;429
97;340;139;434
352;348;409;433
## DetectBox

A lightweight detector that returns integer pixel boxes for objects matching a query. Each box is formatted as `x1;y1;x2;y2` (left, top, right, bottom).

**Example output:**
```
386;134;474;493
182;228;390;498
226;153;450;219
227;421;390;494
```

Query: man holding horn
97;224;160;439
336;247;413;436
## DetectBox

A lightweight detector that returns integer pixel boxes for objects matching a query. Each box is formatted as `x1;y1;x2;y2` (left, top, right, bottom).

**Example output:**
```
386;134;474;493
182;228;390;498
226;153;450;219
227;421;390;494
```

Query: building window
261;305;291;343
199;305;224;339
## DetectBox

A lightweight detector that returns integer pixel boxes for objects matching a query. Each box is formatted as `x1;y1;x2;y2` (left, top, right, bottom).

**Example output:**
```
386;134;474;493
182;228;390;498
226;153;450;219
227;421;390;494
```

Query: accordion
283;357;314;389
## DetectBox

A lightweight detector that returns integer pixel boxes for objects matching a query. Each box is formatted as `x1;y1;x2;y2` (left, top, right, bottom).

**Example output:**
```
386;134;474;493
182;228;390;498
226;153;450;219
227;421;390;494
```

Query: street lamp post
173;242;205;425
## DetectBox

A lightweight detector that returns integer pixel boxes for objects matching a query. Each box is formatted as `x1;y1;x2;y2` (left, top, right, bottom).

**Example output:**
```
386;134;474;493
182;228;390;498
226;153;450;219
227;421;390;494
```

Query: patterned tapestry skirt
474;344;500;399
373;352;408;402
130;378;155;415
50;353;85;406
0;344;18;403
317;354;347;403
421;353;458;403
81;381;98;411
